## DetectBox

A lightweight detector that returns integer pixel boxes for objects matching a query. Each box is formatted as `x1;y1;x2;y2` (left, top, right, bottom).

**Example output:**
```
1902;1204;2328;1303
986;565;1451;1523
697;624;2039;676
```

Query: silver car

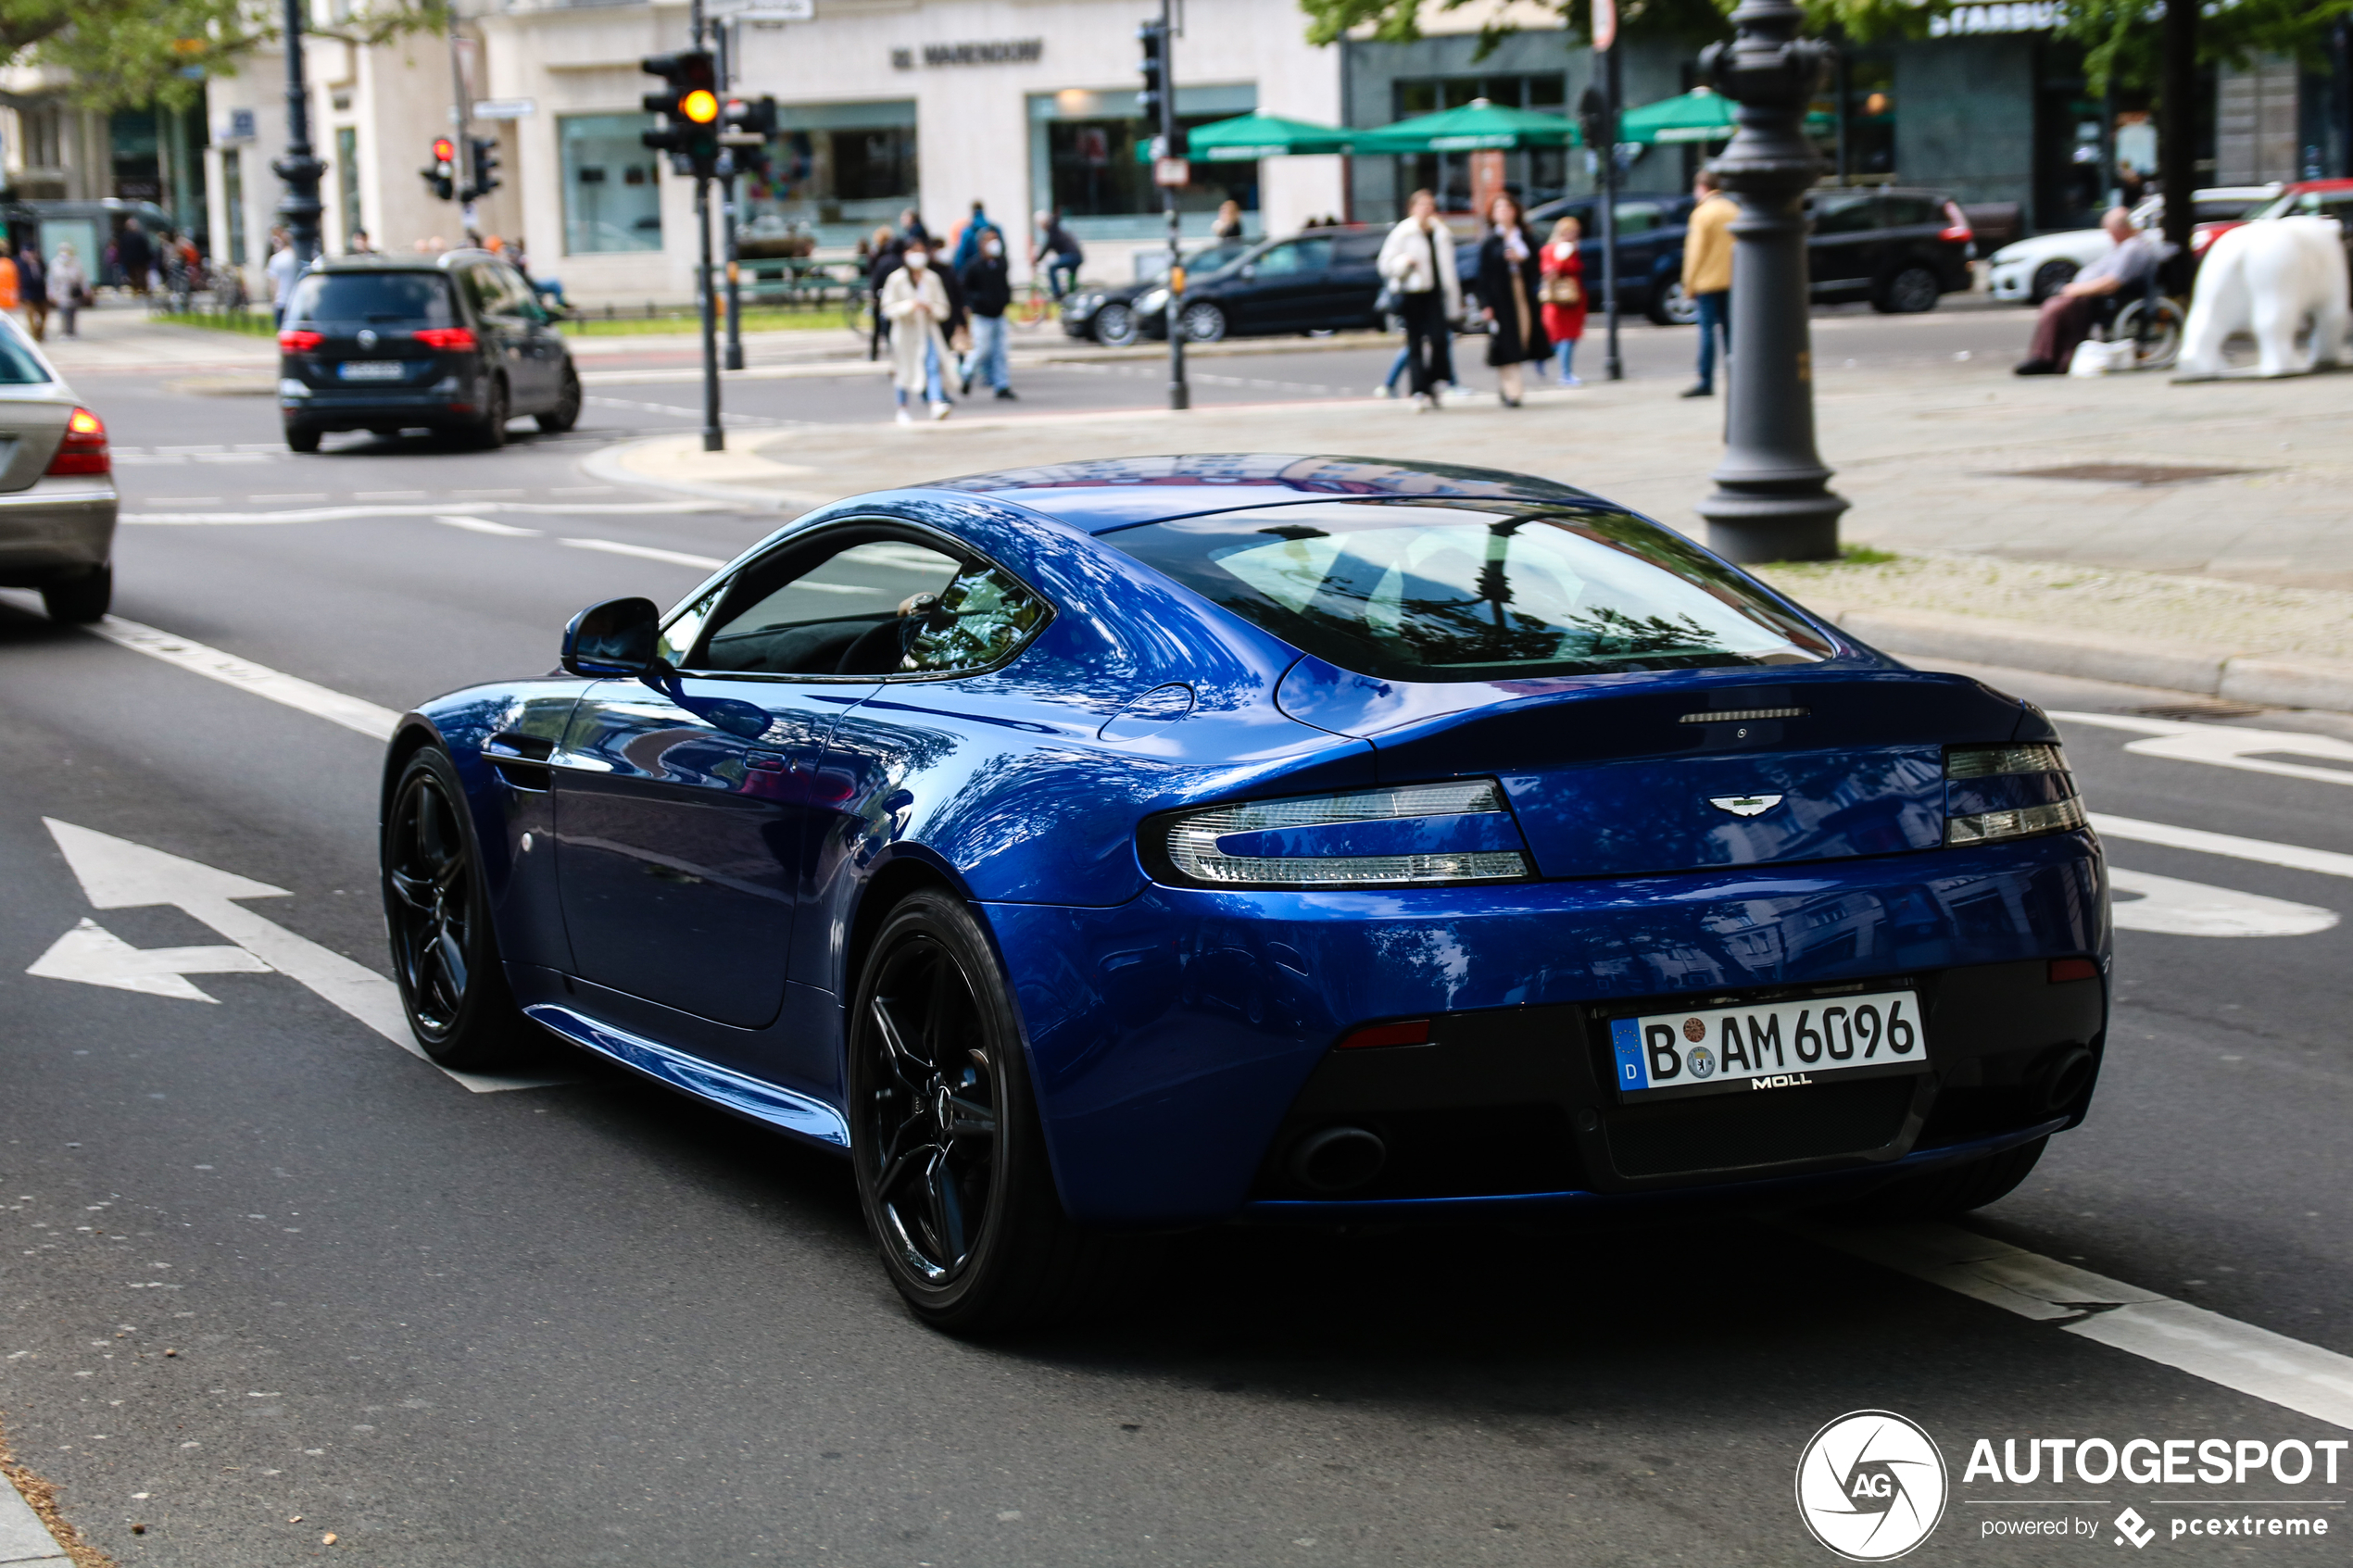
0;315;117;621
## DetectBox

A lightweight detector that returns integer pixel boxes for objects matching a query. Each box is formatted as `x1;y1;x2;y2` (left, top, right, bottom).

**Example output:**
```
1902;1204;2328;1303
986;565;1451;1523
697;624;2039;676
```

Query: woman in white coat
1377;189;1462;411
881;237;953;422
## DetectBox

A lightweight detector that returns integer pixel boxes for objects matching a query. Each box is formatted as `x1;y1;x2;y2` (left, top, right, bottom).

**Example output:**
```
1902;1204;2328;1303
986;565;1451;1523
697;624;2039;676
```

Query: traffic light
1138;21;1167;130
421;136;456;202
641;50;721;177
464;136;501;202
719;94;778;182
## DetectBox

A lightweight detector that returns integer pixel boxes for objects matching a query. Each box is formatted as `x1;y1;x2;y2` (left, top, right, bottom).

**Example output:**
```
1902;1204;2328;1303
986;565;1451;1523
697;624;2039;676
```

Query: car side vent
1679;706;1808;724
484;732;555;791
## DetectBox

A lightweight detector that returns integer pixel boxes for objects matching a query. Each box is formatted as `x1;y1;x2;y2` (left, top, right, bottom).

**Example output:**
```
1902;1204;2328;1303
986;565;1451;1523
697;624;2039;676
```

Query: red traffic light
431;137;456;163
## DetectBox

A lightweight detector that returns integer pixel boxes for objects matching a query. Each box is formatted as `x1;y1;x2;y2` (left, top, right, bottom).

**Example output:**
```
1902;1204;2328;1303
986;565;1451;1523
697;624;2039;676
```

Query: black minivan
277;252;580;452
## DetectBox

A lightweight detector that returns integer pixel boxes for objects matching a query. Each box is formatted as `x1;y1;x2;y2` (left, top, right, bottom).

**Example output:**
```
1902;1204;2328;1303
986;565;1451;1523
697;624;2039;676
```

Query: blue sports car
380;455;2108;1332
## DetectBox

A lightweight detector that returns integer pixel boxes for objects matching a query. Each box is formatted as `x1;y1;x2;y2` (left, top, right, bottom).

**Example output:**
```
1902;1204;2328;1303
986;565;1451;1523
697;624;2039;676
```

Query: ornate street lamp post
272;0;328;271
1692;0;1846;563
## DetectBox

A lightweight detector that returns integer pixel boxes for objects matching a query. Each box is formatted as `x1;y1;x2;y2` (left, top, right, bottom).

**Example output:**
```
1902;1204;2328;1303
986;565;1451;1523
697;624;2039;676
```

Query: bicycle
1006;278;1057;332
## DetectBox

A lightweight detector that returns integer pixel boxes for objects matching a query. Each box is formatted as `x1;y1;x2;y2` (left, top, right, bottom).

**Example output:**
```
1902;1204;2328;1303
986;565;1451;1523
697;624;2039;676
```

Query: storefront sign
891;39;1044;69
472;98;536;120
1928;2;2058;36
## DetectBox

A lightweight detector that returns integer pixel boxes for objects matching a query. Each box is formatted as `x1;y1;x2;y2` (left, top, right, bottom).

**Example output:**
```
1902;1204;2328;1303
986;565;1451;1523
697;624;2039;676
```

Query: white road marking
84;617;401;741
27;917;269;1002
560;537;725;571
2091;813;2353;881
435;514;542;537
122;498;724;524
1793;1220;2353;1430
2056;710;2353;790
2107;867;2337;937
41;821;561;1094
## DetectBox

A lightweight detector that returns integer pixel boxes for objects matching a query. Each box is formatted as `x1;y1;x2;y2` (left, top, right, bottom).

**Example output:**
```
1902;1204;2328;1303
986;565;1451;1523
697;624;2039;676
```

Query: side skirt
523;1002;850;1151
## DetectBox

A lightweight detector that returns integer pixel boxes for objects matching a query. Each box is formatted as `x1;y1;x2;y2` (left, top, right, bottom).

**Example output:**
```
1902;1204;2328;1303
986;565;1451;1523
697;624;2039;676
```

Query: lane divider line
435;514;543;537
2090;813;2353;882
120;498;725;525
1791;1220;2353;1430
85;617;401;741
560;537;726;571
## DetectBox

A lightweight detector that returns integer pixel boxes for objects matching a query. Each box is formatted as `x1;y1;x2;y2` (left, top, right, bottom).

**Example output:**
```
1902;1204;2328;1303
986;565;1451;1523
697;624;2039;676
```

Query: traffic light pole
1601;44;1623;383
272;0;326;270
692;0;724;451
717;20;745;372
1152;1;1187;410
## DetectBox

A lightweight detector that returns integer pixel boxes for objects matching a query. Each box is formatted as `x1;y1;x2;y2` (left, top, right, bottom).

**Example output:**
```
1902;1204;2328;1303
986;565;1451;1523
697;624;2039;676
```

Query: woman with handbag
1476;193;1550;408
1376;189;1461;412
48;244;89;338
1539;216;1588;386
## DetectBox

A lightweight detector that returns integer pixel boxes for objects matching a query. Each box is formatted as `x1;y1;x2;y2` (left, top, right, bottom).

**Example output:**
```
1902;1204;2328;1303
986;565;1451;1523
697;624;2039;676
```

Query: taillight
1151;780;1531;890
278;328;323;352
46;406;109;476
1944;744;2086;846
1938;201;1973;244
412;327;477;351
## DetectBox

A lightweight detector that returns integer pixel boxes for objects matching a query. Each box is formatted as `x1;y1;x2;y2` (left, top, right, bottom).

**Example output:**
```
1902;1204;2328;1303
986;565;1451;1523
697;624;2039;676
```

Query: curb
577;436;804;512
0;1472;75;1566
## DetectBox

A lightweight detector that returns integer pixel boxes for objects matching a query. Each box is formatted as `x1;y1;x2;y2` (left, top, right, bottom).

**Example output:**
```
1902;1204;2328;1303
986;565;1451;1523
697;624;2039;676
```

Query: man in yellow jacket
1680;169;1737;397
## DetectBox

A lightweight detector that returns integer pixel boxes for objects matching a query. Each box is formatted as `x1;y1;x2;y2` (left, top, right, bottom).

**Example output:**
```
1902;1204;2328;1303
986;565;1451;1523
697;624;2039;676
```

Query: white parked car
1985;187;2279;304
0;314;117;622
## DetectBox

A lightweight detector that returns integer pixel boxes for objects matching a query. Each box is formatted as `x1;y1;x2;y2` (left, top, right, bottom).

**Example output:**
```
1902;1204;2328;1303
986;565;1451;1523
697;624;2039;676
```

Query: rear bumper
0;480;118;583
988;831;2108;1226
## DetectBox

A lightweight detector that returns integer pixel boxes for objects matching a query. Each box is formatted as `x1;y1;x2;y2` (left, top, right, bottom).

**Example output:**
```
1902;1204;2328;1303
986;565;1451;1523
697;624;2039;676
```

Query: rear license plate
1609;989;1925;1100
336;360;406;381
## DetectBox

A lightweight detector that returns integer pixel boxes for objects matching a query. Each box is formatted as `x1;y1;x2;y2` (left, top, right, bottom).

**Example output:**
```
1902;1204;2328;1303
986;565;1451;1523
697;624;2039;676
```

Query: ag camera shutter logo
1795;1410;1948;1561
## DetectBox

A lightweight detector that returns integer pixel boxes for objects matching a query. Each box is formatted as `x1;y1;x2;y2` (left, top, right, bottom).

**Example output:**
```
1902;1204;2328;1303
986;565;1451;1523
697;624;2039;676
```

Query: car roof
927;454;1600;533
309;250;497;274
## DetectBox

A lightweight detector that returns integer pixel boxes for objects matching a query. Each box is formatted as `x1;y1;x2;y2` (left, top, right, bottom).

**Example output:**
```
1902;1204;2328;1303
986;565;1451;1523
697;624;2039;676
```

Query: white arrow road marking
27;918;270;1002
2108;867;2339;937
81;617;400;741
41;820;562;1094
1792;1221;2353;1430
2091;813;2353;882
120;498;725;525
559;537;725;571
434;514;542;536
2055;710;2353;790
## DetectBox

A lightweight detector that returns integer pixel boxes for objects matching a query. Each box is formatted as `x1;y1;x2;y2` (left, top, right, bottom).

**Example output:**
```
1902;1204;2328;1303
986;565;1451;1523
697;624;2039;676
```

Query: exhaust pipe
2036;1047;2095;1114
1290;1126;1387;1194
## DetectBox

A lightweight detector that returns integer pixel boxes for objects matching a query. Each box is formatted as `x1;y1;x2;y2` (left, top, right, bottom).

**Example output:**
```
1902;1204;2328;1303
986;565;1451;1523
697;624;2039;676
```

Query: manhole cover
2007;463;2259;485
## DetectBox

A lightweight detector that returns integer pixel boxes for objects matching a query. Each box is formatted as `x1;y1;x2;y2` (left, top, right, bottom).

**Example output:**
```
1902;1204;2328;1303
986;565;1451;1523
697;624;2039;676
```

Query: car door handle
746;748;788;772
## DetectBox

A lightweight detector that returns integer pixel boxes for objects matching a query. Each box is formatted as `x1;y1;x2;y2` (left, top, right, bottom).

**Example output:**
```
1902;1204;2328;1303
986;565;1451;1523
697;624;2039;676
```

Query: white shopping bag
2068;338;2133;377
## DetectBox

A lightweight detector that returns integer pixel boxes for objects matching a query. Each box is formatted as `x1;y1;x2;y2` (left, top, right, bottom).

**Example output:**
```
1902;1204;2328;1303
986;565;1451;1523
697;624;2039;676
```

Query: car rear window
285;271;457;326
0;329;50;384
1105;501;1831;682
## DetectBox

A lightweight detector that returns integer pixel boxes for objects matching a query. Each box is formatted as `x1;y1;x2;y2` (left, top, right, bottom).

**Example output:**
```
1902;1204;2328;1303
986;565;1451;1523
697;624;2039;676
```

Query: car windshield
285;271;457;326
1106;501;1831;682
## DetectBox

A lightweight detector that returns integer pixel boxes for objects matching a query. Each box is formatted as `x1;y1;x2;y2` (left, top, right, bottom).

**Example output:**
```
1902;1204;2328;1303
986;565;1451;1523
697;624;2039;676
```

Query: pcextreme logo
1796;1410;1950;1561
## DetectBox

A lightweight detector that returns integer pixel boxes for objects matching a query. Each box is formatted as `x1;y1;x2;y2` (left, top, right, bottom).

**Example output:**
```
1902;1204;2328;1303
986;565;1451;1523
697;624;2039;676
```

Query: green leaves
1295;0;1967;55
0;0;447;111
2056;0;2353;97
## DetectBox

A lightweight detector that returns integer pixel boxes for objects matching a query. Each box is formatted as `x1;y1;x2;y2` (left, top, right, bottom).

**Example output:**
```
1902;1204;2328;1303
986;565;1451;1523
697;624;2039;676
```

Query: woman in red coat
1539;215;1588;386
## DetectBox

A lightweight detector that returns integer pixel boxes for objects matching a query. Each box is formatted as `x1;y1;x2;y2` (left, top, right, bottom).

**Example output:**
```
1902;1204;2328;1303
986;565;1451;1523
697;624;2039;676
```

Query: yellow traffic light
682;89;720;124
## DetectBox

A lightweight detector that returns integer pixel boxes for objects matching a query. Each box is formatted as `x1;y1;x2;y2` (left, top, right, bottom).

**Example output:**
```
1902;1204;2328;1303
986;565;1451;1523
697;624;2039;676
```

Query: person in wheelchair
2016;207;2164;375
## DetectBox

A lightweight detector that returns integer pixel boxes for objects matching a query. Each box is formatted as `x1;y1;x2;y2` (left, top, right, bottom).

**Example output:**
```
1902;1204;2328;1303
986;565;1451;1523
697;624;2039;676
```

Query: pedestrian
1477;192;1549;408
898;207;930;247
48;242;87;337
347;228;375;256
18;244;48;341
866;223;902;361
950;200;1001;272
1033;209;1083;300
1539;215;1587;385
0;247;20;326
511;238;565;309
117;218;155;296
1376;188;1461;412
881;236;952;424
959;228;1016;402
1680;168;1736;398
1211;199;1243;241
266;234;302;326
2013;207;2158;375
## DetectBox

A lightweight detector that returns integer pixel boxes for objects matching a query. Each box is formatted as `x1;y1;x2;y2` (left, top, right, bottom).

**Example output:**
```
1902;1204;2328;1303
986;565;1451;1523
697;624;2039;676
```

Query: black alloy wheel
382;747;527;1070
41;564;110;624
1178;300;1227;343
1091;301;1139;347
1874;264;1942;315
538;365;583;433
473;376;510;449
2030;258;2078;304
1651;279;1699;327
848;890;1115;1333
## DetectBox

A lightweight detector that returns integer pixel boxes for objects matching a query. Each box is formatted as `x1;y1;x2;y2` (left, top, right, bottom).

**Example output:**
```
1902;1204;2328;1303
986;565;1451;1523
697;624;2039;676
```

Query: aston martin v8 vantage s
380;455;2108;1332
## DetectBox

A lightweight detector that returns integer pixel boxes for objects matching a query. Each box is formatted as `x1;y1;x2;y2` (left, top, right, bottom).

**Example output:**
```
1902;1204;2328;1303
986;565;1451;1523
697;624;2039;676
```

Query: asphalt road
2;343;2348;1567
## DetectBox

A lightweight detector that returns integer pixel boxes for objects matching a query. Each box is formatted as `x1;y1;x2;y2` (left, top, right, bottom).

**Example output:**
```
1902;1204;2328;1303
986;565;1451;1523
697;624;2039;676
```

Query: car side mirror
1239;263;1257;280
562;596;661;677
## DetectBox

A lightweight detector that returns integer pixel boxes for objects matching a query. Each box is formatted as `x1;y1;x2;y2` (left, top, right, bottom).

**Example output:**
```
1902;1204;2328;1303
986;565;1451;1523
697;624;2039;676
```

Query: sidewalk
597;355;2353;711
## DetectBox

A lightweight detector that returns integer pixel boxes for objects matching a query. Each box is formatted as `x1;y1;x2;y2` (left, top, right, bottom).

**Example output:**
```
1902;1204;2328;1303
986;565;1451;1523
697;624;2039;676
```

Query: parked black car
1522;185;1975;323
1060;239;1256;346
1134;228;1390;343
276;252;581;453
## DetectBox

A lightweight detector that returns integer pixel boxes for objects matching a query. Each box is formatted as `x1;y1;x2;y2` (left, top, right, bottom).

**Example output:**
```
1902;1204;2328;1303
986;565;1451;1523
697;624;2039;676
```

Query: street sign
472;97;536;120
721;0;815;18
1153;157;1190;188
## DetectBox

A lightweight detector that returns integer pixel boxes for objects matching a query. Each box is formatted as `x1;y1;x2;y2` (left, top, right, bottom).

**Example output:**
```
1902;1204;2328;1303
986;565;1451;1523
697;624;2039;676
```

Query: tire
382;746;532;1072
41;564;110;624
1091;302;1139;348
2114;297;2183;371
1873;265;1942;315
1178;301;1227;344
1836;1135;2047;1222
1650;279;1699;327
284;425;321;454
848;889;1117;1334
472;377;510;449
2029;259;2078;305
537;364;582;433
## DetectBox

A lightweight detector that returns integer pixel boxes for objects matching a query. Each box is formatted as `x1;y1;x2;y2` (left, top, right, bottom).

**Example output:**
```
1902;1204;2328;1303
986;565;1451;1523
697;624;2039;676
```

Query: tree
1296;0;1957;55
2057;0;2353;98
0;0;447;112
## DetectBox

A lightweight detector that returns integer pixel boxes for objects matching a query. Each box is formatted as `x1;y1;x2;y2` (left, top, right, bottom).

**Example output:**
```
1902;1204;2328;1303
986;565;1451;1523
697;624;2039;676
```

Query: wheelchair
2091;270;2183;372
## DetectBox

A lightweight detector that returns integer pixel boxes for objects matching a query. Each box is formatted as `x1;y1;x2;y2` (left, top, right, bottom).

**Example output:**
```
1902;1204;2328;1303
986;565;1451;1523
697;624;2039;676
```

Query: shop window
560;113;662;256
1027;86;1257;239
747;101;918;250
1390;73;1569;213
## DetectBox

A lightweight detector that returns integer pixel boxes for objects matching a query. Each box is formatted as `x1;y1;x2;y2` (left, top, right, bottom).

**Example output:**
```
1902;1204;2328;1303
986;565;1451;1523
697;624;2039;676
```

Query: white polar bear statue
2177;216;2349;379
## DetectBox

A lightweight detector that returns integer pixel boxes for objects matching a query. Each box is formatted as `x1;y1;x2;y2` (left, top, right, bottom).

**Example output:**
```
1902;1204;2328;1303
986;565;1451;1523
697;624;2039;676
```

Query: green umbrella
1132;112;1355;163
1352;98;1579;155
1620;87;1836;145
